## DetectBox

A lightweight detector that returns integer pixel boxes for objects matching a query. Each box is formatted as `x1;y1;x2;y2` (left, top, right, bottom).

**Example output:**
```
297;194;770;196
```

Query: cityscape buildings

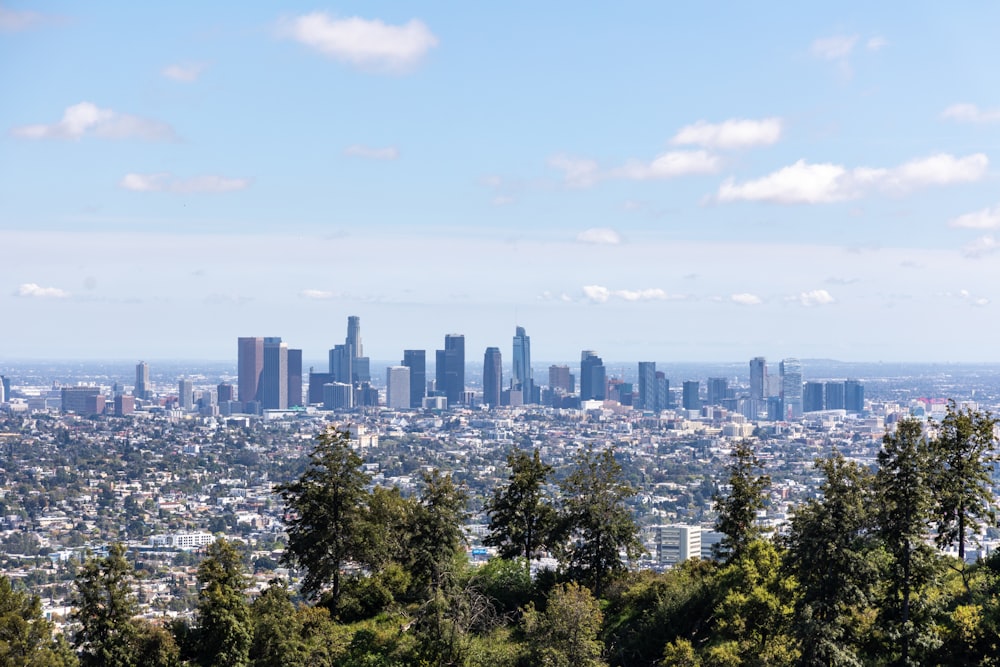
580;351;605;401
237;337;264;409
134;361;150;400
483;347;502;408
402;350;426;409
436;334;466;406
512;326;534;405
385;366;410;410
780;358;803;420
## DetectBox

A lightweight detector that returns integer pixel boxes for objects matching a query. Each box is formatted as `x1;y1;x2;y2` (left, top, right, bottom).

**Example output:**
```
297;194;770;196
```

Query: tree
249;580;305;667
277;426;370;608
194;538;251;667
784;453;875;666
929;401;997;563
0;575;78;666
484;448;557;569
408;469;469;598
559;445;643;597
875;418;938;666
72;543;139;667
713;440;770;563
523;582;607;667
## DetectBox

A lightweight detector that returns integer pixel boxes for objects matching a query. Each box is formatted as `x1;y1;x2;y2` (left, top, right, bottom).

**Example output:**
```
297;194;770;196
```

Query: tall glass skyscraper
437;334;465;405
780;358;803;419
238;336;264;407
402;350;426;408
483;347;502;408
512;326;533;404
580;350;605;401
637;361;657;411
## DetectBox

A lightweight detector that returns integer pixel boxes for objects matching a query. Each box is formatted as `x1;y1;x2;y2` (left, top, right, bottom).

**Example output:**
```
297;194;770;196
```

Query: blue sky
3;2;1000;362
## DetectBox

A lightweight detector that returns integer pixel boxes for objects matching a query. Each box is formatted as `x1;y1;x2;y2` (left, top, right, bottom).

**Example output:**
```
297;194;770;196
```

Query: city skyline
5;4;1000;361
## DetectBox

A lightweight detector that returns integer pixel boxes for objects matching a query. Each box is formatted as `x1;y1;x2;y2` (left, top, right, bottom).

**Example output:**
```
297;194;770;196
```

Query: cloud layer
280;13;438;72
941;104;1000;124
576;228;622;245
120;173;250;193
718;153;988;204
16;283;69;298
162;63;206;82
12;102;175;141
671;118;782;150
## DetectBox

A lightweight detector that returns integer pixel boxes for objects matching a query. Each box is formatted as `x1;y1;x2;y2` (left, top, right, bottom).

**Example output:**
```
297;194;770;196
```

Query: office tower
134;361;150;399
386;366;411;409
707;377;729;407
287;348;303;407
217;383;234;403
262;337;288;410
0;379;4;403
749;357;767;401
238;337;264;406
329;316;370;385
483;347;502;408
654;524;702;568
548;365;574;393
355;383;380;407
637;362;656;411
0;376;9;403
347;315;362;357
656;372;669;410
682;380;701;411
178;379;194;409
61;386;101;414
512;326;533;404
308;370;334;404
580;351;606;401
845;379;864;413
436;334;465;406
803;381;825;412
114;394;135;417
323;382;353;410
402;350;426;408
825;381;846;410
780;358;803;419
329;345;352;384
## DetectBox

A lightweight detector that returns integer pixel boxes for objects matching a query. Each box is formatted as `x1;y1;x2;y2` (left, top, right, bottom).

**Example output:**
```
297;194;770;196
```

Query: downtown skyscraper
483;346;502;408
402;350;426;409
512;326;533;404
238;337;264;409
436;334;465;406
780;358;803;420
580;350;605;401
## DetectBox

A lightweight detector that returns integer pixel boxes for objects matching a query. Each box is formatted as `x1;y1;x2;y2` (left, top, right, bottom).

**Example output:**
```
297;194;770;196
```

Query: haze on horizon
3;3;1000;363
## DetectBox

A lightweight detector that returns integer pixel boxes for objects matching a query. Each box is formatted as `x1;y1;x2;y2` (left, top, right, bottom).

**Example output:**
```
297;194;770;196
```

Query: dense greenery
5;410;1000;665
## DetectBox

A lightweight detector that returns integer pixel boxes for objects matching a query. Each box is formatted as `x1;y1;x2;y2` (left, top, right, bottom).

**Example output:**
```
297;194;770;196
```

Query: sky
4;2;1000;363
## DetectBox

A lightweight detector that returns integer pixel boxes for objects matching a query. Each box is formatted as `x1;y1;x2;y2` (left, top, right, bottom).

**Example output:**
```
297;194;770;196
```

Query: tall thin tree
484;448;557;570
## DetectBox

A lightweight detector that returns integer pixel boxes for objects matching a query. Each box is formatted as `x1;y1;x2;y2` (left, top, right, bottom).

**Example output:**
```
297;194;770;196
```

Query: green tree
250;580;305;667
929;401;997;563
277;427;370;608
484;448;558;569
558;446;643;598
72;543;139;667
408;469;469;598
875;418;939;666
0;575;78;666
523;582;607;667
713;440;770;563
133;620;180;667
784;453;876;666
195;538;251;667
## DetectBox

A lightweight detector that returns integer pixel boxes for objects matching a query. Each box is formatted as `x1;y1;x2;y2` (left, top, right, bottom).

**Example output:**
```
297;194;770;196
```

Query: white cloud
866;36;888;51
16;283;69;298
949;205;1000;230
279;13;438;72
12;102;175;141
548;155;600;188
941;103;1000;124
577;228;622;245
962;235;1000;259
491;195;514;207
954;289;991;307
731;293;762;305
162;63;206;82
613;150;721;180
671;118;782;150
0;5;45;31
344;144;399;160
811;34;858;60
717;153;988;204
582;285;680;303
119;173;250;193
791;289;835;306
300;289;338;299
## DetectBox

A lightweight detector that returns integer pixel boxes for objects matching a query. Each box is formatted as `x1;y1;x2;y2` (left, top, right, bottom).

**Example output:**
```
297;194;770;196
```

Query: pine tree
195;539;251;667
72;543;139;667
558;445;643;598
0;575;78;667
714;440;770;563
484;448;557;569
277;426;370;607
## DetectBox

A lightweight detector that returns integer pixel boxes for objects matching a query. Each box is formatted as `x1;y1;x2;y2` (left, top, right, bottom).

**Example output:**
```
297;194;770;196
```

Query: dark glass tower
262;337;288;410
439;334;465;405
637;362;656;410
512;326;533;404
483;347;502;408
287;348;303;407
402;349;426;408
238;337;264;407
580;350;605;401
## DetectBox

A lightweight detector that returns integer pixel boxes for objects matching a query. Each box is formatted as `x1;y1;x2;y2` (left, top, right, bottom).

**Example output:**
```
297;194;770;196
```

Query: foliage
713;441;769;563
523;582;607;667
0;574;78;666
194;538;252;667
71;543;139;667
558;446;643;597
407;469;469;599
277;427;370;608
484;448;558;566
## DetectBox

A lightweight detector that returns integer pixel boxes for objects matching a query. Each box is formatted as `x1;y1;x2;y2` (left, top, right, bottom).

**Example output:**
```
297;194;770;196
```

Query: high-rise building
308;370;334;404
347;315;363;357
825;381;846;410
262;337;288;410
329;316;370;385
780;358;803;419
749;357;767;401
61;386;101;414
134;361;150;399
323;382;353;410
287;348;303;408
114;394;135;417
803;381;825;412
512;326;533;404
682;380;701;411
707;377;729;407
637;362;657;411
0;376;9;403
580;351;605;401
548;365;574;393
238;337;264;407
483;347;502;408
217;383;234;403
656;372;669;410
386;366;411;409
402;350;426;409
178;379;194;409
436;334;465;405
845;379;864;413
653;524;702;568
